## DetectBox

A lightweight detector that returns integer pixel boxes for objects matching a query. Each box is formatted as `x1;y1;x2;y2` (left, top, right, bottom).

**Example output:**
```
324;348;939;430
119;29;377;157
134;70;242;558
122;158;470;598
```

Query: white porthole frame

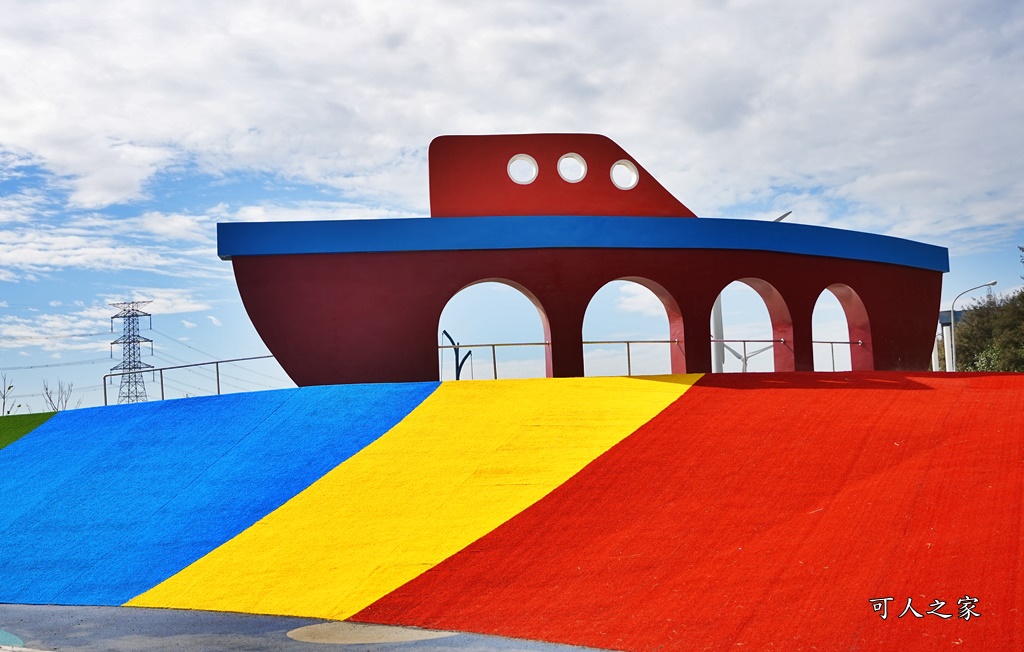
610;159;640;190
557;152;587;183
507;153;539;185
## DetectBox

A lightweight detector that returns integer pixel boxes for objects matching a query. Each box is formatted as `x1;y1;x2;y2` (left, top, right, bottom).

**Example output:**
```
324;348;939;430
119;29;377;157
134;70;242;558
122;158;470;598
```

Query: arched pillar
617;276;686;373
826;283;874;371
789;311;815;372
735;278;796;372
538;290;589;378
754;275;824;374
672;287;718;374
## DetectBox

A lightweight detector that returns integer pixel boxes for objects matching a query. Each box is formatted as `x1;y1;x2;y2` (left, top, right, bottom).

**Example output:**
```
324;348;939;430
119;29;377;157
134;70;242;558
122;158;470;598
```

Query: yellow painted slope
128;375;700;620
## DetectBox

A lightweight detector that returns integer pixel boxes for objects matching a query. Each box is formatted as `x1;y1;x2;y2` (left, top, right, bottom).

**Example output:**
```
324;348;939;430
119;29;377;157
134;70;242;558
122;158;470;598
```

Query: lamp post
949;281;996;372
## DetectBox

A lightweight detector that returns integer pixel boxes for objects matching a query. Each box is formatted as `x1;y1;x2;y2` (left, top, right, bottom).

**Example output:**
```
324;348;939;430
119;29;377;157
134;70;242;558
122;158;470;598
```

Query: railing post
215;362;221;395
103;376;108;406
160;370;165;400
626;341;632;376
491;345;498;379
831;343;836;372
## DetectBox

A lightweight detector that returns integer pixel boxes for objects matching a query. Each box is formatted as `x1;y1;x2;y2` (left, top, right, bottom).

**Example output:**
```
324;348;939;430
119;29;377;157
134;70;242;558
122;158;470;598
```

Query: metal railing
812;339;863;372
439;339;682;379
102;355;275;405
439;337;864;377
583;339;682;376
711;337;784;373
438;342;548;379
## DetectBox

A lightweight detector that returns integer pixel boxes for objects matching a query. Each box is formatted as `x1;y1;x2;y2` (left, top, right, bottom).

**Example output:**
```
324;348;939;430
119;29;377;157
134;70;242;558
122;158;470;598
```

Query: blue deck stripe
0;382;438;606
217;216;949;272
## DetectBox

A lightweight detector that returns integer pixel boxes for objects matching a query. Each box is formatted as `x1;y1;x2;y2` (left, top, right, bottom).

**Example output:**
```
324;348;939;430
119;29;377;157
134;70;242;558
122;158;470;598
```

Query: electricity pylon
110;301;153;404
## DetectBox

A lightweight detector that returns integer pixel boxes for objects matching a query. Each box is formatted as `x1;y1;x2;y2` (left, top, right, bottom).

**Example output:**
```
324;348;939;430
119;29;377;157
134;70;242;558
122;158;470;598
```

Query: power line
0;303;71;310
149;333;287;387
1;356;112;371
150;328;220;359
148;351;287;391
1;331;111;343
225;361;289;384
10;383;104;400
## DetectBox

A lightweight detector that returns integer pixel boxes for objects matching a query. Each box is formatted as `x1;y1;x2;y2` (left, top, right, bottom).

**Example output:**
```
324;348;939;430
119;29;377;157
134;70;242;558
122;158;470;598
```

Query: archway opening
710;279;794;372
582;278;684;377
813;284;873;371
438;280;551;380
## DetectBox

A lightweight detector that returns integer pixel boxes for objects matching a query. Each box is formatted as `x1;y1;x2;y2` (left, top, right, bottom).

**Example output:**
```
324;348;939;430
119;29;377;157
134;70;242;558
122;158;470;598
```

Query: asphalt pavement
0;605;601;652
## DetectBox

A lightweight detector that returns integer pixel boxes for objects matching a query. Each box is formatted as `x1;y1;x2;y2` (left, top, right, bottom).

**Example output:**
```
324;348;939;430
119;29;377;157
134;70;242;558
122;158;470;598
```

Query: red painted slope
356;373;1024;651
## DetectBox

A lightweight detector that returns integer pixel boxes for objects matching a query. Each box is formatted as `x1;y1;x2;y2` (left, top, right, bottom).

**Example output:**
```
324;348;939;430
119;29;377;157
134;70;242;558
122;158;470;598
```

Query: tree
0;373;21;415
41;379;81;411
954;287;1024;372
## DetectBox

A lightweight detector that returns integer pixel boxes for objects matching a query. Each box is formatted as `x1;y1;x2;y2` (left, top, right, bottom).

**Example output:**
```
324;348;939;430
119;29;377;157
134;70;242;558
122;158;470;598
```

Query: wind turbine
711;210;791;372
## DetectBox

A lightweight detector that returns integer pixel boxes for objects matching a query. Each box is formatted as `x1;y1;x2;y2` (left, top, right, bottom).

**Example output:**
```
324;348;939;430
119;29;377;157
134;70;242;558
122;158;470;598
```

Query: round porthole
507;154;539;184
610;159;639;190
557;153;587;183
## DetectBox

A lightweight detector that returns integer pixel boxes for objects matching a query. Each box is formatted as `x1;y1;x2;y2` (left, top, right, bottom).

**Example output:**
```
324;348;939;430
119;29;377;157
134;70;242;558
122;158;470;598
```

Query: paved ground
0;605;600;652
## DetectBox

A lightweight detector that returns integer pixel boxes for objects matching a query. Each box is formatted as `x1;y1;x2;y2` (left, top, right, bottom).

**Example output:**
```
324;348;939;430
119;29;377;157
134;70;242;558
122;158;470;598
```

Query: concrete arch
821;283;873;371
581;276;686;376
712;278;795;372
438;278;554;378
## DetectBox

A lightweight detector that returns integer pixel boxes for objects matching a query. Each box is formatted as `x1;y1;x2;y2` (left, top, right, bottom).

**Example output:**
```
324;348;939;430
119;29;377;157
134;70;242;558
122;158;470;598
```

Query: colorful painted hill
0;372;1020;651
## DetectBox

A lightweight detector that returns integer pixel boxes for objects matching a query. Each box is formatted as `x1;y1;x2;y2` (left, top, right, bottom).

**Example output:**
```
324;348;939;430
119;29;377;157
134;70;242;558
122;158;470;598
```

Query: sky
1;0;1022;409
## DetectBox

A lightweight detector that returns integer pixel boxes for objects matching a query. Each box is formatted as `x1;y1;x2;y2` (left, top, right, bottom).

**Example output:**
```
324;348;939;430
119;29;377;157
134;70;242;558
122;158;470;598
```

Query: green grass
0;412;56;450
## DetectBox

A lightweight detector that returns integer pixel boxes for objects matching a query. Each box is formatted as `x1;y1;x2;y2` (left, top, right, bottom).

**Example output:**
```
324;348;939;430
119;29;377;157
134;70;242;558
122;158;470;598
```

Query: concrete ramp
356;373;1024;651
1;373;1021;651
0;382;438;605
127;376;698;618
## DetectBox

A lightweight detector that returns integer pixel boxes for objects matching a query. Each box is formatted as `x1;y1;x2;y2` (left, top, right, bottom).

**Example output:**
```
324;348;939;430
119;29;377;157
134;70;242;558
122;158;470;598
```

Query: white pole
712;295;724;373
942;325;953;372
950;281;996;372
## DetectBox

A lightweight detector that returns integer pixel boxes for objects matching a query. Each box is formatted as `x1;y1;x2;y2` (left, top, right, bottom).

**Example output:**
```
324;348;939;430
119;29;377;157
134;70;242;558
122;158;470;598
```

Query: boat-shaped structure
219;134;948;386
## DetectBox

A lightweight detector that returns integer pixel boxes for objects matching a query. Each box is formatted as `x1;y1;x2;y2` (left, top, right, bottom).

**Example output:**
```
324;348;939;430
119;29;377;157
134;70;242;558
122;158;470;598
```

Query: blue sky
2;1;1023;409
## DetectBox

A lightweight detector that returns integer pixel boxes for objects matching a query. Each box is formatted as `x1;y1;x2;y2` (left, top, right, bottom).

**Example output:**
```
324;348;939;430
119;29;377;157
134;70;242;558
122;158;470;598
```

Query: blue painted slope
0;382;437;606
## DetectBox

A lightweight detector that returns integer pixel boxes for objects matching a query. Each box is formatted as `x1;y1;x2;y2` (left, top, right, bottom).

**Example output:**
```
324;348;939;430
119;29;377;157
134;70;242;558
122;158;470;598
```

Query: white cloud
207;315;222;327
104;288;211;315
0;287;216;356
138;211;214;243
0;307;110;353
225;201;415;223
182;319;197;328
615;284;665;318
0;189;51;225
0;229;213;278
0;0;1017;255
